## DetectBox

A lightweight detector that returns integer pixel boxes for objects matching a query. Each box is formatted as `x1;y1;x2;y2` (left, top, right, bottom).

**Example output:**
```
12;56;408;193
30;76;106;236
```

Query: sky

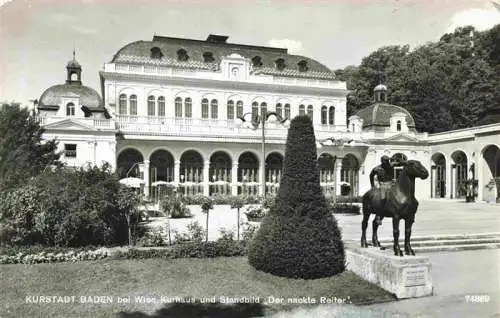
1;0;499;107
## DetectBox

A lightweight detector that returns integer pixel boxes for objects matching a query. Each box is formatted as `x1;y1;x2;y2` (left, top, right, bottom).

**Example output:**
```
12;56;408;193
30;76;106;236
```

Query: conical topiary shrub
247;115;345;279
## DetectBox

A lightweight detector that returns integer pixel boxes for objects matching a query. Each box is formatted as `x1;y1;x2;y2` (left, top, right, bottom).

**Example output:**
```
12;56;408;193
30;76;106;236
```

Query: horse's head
402;160;429;180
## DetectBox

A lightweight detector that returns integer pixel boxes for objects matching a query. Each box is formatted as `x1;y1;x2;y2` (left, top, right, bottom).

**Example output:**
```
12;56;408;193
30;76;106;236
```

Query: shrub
248;116;345;279
138;231;166;247
172;221;204;244
0;163;133;247
244;206;266;220
331;203;361;214
327;196;363;204
161;196;192;219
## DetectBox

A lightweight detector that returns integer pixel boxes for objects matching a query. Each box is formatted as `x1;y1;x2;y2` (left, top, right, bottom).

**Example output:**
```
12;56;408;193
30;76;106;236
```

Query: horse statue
360;159;429;256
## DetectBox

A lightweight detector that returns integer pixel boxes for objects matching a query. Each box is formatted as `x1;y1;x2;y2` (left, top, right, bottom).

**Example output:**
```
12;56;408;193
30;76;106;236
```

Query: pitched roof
111;35;336;80
355;103;416;128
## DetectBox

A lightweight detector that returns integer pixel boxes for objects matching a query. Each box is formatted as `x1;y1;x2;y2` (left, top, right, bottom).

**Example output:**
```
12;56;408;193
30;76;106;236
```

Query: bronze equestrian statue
361;159;429;256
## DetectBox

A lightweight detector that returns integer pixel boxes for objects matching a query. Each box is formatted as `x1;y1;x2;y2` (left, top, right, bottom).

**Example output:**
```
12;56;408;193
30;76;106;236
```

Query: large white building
37;34;500;203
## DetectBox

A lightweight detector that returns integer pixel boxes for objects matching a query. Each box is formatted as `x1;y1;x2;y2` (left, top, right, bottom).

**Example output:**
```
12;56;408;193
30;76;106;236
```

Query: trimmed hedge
248;116;345;279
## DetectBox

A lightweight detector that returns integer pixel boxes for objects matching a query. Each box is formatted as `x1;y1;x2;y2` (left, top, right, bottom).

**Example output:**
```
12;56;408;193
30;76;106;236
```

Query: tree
247;116;345;279
0;103;60;189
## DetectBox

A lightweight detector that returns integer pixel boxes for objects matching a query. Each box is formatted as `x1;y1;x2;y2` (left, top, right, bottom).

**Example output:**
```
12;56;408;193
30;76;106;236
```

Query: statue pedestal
345;245;433;299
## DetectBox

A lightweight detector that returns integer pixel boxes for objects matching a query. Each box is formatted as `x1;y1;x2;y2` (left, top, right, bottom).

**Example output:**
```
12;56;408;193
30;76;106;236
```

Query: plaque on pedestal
345;244;433;299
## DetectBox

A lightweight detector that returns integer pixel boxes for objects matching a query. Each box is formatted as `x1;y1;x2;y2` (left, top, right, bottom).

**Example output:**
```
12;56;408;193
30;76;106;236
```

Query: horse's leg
404;213;416;256
361;208;370;248
372;216;385;249
392;215;403;257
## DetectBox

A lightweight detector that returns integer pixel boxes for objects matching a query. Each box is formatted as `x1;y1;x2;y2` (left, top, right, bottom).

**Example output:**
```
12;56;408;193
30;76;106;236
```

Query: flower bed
244;206;267;221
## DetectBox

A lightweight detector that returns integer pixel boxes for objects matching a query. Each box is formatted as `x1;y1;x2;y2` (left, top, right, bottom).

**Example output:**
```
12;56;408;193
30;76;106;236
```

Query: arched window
184;98;192;118
175;97;182;118
284;104;291;119
397;120;402;131
276;103;282;118
147;96;155;116
66;102;75;116
201;98;209;118
227;100;235;120
307;105;313;119
260;102;267;116
252;102;259;121
329;106;335;125
157;96;165;117
236;101;243;118
321;106;327;124
299;104;305;116
211;99;218;119
119;94;127;115
129;95;137;116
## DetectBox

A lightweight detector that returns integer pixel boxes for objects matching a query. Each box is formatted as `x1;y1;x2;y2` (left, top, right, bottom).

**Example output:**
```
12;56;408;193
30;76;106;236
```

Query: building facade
37;34;500;203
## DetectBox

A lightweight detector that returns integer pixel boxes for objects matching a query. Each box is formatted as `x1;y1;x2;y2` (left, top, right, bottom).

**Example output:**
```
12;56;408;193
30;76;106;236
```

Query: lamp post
238;110;289;198
316;137;353;204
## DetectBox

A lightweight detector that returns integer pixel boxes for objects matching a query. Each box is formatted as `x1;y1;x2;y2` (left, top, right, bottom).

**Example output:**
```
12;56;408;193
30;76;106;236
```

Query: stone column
203;160;210;196
335;159;343;196
431;166;436;198
477;156;484;202
143;160;150;198
87;140;96;165
232;162;239;196
450;164;456;199
174;160;180;184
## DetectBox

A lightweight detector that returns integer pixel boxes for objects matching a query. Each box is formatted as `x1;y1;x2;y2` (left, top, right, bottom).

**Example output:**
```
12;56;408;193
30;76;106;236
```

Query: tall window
227;100;235;120
284;104;291;119
236;101;243;118
321;106;327;124
252;102;259;121
211;99;218;119
66;102;75;116
119;94;127;115
129;95;137;116
185;98;192;118
397;120;402;131
260;102;267;116
307;105;313;119
329;106;335;125
175;97;183;118
201;98;209;118
158;96;165;117
276;103;282;118
299;104;305;116
147;96;155;116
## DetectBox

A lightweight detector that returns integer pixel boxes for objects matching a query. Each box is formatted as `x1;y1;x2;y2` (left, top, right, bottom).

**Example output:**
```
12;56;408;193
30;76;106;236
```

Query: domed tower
66;49;82;85
350;83;416;133
38;51;108;119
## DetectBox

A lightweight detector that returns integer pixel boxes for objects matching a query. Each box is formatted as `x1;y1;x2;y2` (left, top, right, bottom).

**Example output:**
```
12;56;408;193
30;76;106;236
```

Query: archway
209;151;232;196
431;153;446;198
481;145;500;202
180;150;204;195
318;153;335;197
451;151;468;199
238;152;259;196
150;149;175;200
341;154;359;196
266;152;283;195
117;149;144;179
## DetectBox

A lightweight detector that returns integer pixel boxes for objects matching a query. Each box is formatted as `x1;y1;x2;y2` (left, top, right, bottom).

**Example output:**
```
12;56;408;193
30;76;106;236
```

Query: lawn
0;257;394;317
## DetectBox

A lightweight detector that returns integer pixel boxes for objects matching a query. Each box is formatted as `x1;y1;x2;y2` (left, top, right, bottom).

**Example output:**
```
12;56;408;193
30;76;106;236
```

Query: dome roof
355;103;416;129
374;84;387;91
38;84;103;110
66;59;81;68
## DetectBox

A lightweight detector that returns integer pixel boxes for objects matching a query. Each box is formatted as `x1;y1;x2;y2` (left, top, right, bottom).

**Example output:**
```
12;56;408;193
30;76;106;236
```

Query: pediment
384;133;421;143
44;118;96;131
